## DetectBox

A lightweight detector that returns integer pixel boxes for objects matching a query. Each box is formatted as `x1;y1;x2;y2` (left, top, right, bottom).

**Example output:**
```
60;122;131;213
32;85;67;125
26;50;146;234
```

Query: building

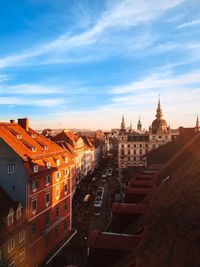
118;98;171;168
0;118;73;267
51;130;96;189
0;187;27;267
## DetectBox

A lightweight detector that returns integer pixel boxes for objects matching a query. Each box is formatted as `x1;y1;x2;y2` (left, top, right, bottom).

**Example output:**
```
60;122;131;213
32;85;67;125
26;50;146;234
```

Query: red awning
88;230;141;251
112;203;146;214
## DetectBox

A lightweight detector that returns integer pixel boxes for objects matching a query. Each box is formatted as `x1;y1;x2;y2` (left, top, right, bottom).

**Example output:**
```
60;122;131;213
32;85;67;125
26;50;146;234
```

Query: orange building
52;130;95;192
0;118;74;266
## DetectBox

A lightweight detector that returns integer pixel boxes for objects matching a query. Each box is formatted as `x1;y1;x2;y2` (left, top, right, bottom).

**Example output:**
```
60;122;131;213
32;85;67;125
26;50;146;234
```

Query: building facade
118;98;172;168
0;118;73;267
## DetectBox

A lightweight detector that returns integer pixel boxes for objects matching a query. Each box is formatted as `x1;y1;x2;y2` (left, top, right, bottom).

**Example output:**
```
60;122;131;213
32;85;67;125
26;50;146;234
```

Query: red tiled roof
0;122;68;161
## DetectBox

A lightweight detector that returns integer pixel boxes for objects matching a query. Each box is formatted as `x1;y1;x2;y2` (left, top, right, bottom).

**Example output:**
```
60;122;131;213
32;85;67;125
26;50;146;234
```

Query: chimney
10;119;15;123
18;118;29;131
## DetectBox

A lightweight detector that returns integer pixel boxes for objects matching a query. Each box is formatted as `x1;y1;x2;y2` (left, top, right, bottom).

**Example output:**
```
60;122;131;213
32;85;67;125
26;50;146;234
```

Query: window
64;181;68;195
19;231;25;243
152;135;155;140
33;165;38;173
55;172;61;181
165;135;168;140
45;192;50;207
134;150;136;155
64;169;68;177
8;258;15;267
65;157;68;163
16;203;22;220
145;144;148;147
8;239;15;253
54;227;59;239
55;185;60;200
121;144;124;148
32;199;37;215
128;150;130;155
128;144;130;148
7;165;14;174
31;222;36;235
64;220;68;231
45;175;51;186
64;200;68;211
7;209;14;226
139;144;142;148
128;157;130;161
159;135;162;139
46;162;51;169
32;180;39;191
56;159;60;166
139;150;142;155
19;249;25;262
55;206;59;217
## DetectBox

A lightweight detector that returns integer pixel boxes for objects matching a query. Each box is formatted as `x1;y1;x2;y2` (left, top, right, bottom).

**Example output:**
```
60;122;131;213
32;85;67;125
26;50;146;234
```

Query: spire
156;95;163;120
137;116;142;132
129;122;133;132
120;114;126;130
195;114;200;132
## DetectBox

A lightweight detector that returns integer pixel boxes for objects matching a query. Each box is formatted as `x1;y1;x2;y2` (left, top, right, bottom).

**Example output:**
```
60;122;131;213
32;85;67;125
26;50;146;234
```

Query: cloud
0;84;63;95
177;18;200;29
0;96;65;107
0;0;185;68
110;71;200;94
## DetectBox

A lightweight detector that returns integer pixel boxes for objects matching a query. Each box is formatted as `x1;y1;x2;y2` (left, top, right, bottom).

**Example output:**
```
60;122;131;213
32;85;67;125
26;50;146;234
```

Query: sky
0;0;200;130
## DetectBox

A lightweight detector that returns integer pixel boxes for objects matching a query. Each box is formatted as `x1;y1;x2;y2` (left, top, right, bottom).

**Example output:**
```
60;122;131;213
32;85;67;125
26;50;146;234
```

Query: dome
152;118;168;134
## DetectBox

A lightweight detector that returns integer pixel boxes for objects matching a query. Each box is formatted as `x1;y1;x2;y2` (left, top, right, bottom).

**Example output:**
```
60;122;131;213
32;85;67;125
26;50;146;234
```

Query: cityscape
1;1;200;267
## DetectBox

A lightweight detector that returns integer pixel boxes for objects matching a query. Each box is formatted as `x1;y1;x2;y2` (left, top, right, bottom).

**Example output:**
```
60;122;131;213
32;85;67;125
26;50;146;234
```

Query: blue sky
0;0;200;130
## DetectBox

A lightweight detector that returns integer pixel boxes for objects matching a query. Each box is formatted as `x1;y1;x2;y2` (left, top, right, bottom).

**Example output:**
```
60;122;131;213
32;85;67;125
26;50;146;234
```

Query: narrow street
45;161;117;267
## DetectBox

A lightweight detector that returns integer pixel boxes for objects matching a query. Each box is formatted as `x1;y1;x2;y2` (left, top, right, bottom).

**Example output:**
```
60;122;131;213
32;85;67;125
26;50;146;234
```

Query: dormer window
56;159;60;166
31;147;37;152
44;145;48;150
17;134;22;139
7;208;14;226
46;162;51;169
16;203;22;220
31;134;36;138
65;157;68;163
33;165;38;173
32;180;39;192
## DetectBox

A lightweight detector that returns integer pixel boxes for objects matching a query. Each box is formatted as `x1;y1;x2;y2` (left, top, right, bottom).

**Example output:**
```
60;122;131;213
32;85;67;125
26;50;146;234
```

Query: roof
0;121;68;161
124;187;153;195
88;230;141;251
112;203;146;214
128;179;154;188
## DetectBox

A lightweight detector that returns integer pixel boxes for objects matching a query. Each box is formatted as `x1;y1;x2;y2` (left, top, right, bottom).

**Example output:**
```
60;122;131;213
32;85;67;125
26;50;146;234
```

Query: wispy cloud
177;18;200;29
110;71;200;94
0;0;185;68
0;84;63;95
0;96;65;107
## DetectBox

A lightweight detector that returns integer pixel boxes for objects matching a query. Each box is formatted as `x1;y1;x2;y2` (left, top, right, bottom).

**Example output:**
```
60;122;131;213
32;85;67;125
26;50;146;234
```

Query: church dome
151;97;169;134
152;118;168;134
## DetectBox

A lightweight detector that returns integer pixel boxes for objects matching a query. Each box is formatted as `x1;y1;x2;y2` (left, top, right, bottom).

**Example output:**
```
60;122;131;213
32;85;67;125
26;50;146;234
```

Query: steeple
120;115;126;131
156;95;163;120
195;114;200;132
129;122;133;132
137;116;142;132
